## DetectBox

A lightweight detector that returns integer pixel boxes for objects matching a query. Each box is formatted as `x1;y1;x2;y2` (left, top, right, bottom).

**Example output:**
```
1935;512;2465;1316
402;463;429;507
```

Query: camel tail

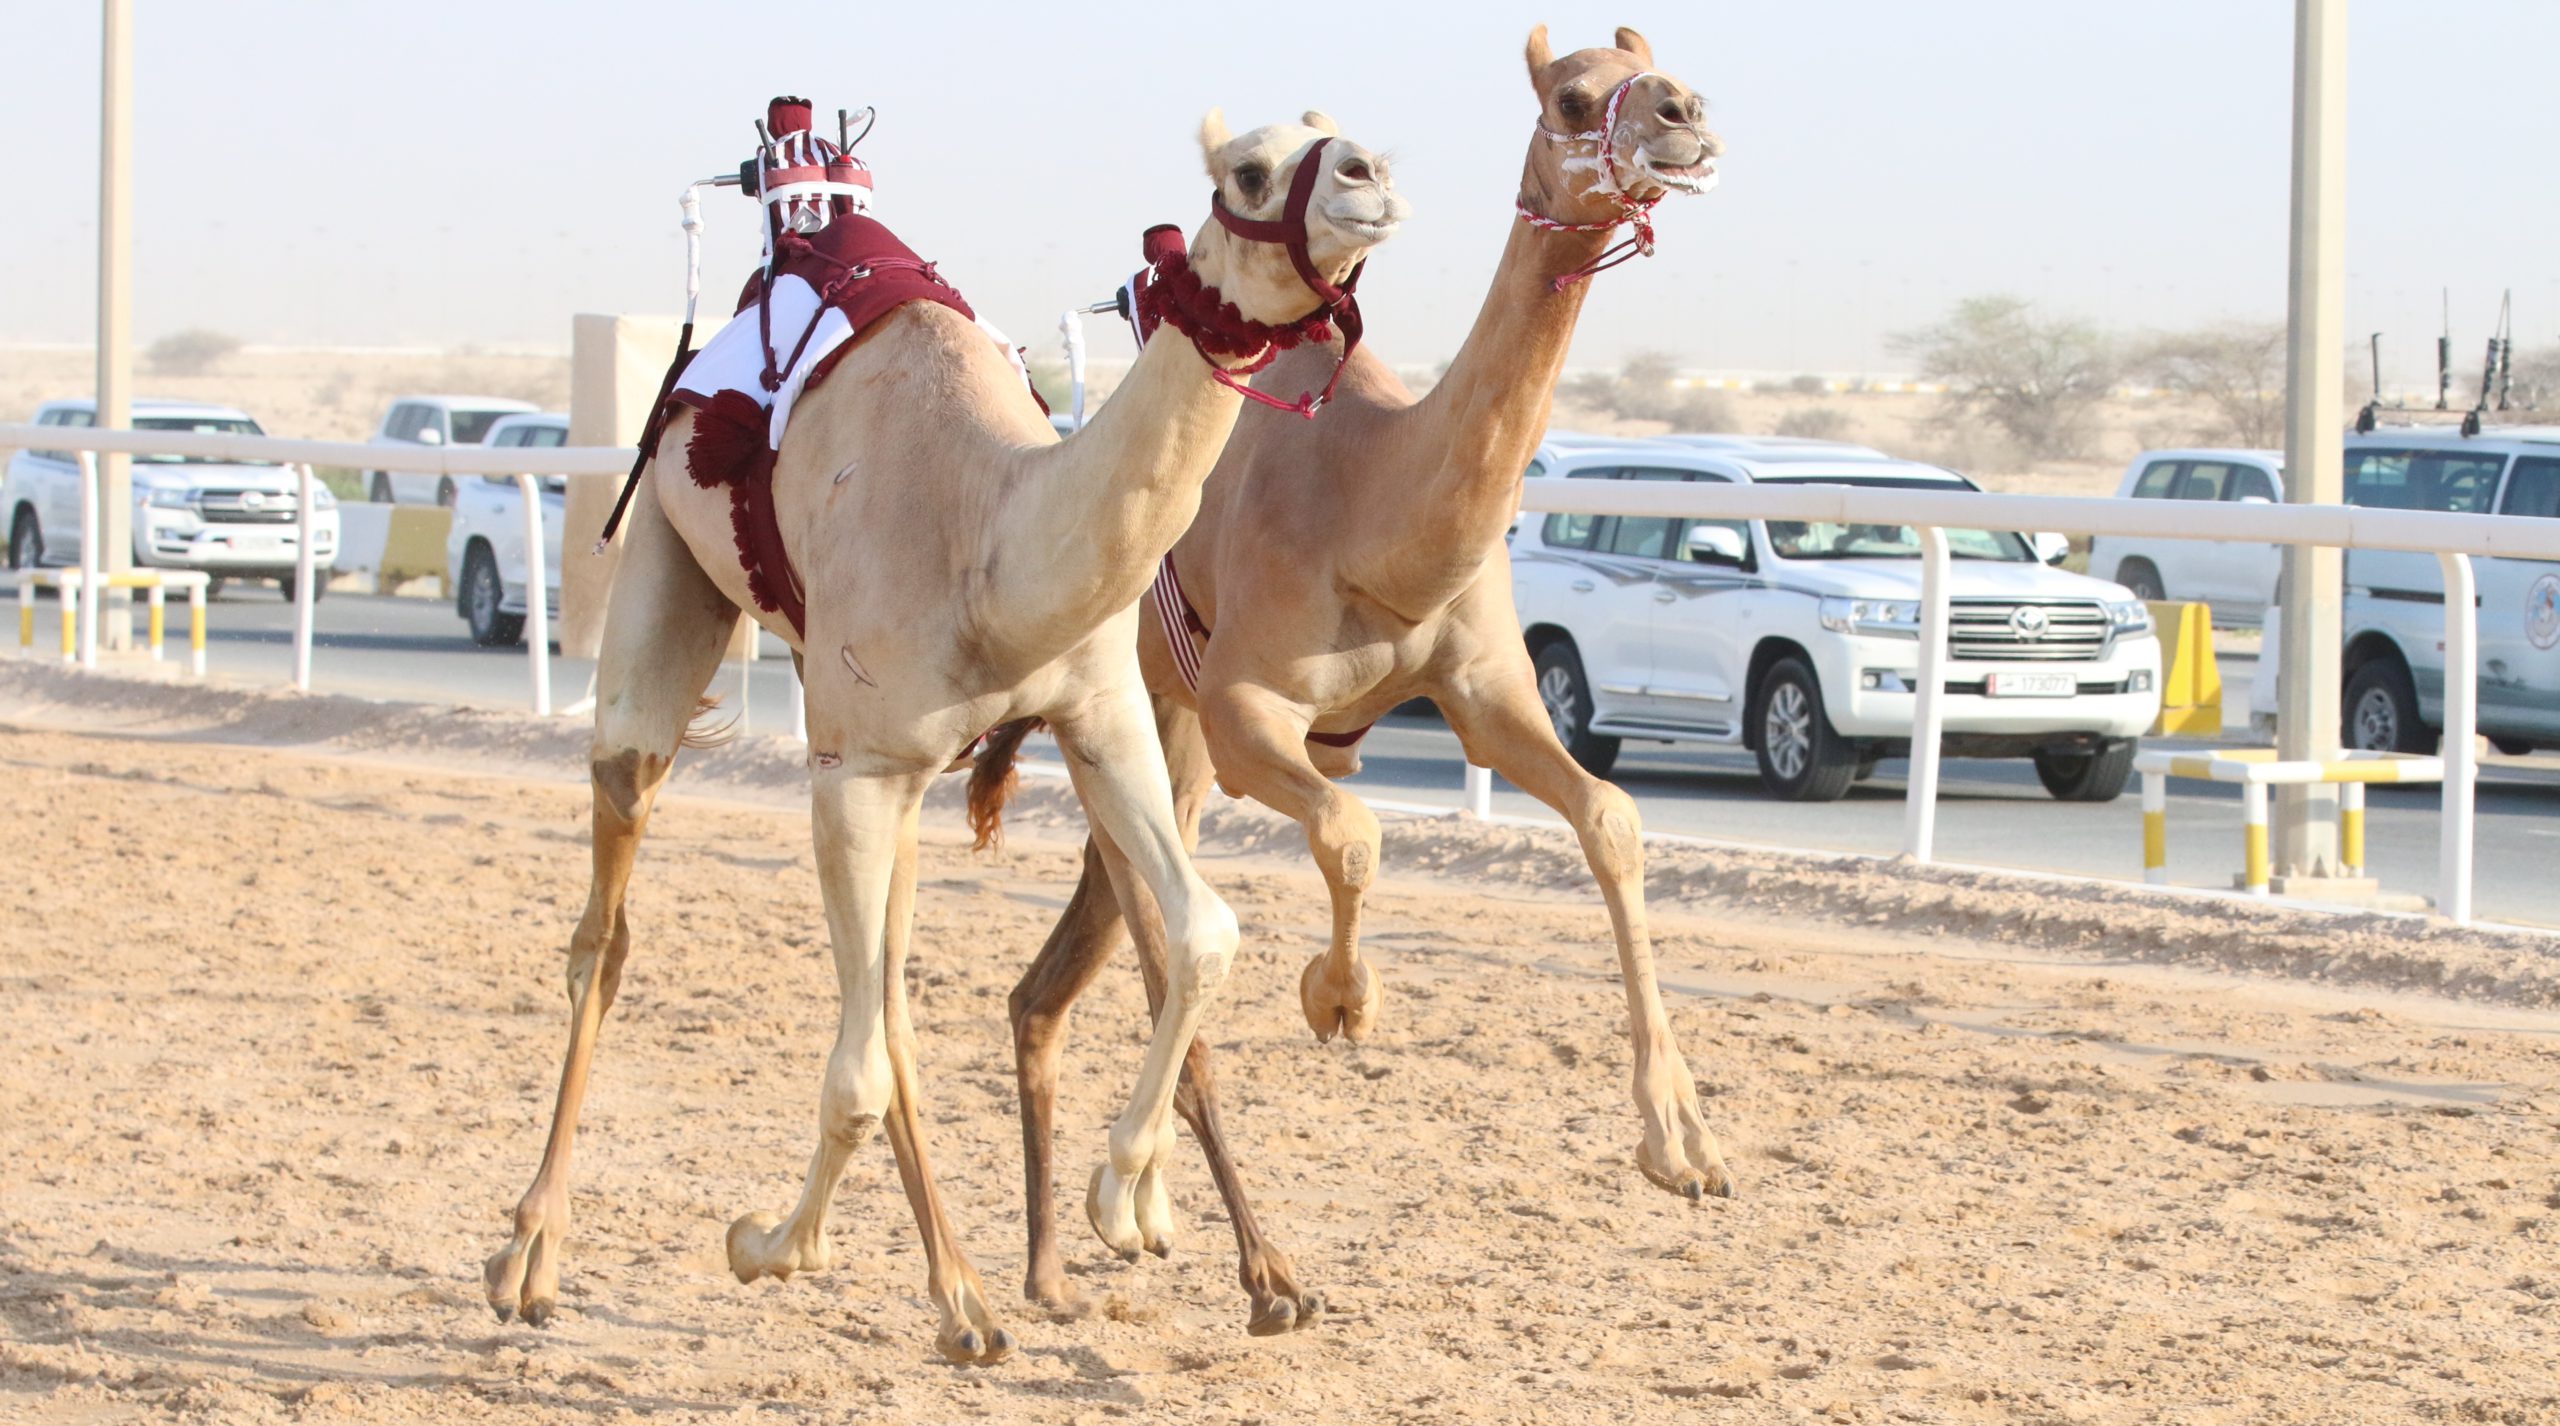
679;695;740;750
966;717;1044;850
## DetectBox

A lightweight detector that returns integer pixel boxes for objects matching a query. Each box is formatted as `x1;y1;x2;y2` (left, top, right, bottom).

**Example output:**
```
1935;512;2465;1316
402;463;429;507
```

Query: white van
366;395;538;506
2087;449;2287;624
5;398;339;600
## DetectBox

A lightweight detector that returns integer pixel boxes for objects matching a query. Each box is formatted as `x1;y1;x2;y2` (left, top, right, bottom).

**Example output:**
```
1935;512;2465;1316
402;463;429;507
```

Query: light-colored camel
978;27;1727;1334
481;112;1403;1365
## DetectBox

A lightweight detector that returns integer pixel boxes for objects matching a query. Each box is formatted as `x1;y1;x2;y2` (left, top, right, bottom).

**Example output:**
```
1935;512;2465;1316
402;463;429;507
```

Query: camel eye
1557;91;1591;122
1234;163;1268;201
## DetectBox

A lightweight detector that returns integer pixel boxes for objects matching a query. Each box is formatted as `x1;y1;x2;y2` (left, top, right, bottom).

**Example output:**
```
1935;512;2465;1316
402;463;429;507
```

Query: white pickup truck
444;413;566;646
1510;444;2162;801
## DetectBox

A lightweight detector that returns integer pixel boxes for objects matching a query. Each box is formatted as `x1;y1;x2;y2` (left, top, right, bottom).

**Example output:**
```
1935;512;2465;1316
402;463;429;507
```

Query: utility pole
2274;0;2349;884
97;0;134;649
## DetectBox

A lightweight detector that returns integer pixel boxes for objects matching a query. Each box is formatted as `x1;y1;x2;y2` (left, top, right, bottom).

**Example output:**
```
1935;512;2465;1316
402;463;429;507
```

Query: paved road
98;588;2560;929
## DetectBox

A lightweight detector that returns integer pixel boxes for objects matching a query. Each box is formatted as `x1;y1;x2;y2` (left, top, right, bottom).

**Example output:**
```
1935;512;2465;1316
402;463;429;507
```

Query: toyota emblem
2008;605;2050;639
241;491;264;511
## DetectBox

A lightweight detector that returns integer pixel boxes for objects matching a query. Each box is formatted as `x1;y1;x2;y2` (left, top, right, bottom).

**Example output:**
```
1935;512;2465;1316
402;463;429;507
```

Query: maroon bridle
1129;136;1367;418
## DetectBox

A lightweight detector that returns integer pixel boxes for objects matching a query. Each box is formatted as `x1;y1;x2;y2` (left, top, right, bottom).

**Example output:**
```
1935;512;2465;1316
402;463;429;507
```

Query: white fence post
790;655;807;743
292;463;316;692
1464;763;1494;818
2437;552;2477;924
517;473;552;717
1901;524;1951;862
76;452;100;669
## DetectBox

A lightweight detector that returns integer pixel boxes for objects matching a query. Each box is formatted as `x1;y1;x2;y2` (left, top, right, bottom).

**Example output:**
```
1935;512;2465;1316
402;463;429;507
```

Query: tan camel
976;27;1727;1335
480;111;1404;1365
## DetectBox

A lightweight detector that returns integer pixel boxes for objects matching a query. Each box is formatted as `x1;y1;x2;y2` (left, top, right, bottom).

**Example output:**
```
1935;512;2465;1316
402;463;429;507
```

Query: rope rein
1514;72;1665;293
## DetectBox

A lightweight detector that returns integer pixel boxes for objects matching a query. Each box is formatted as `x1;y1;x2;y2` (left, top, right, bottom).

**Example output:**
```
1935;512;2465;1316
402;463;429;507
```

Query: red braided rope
1134;245;1349;417
1518;71;1667;292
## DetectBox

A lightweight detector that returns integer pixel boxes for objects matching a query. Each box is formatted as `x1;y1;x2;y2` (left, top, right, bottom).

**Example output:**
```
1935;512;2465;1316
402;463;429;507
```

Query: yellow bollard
2146;601;2223;737
189;588;207;676
2340;781;2365;878
2241;781;2271;894
59;583;77;661
147;584;165;661
17;594;31;652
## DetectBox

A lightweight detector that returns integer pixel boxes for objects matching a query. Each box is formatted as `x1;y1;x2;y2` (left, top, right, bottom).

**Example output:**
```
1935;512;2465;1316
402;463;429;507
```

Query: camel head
1521;25;1721;221
1189;110;1407;324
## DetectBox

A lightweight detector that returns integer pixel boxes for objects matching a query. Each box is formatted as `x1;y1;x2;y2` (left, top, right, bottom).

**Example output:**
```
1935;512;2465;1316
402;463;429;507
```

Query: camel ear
1614;26;1654;65
1525;24;1554;86
1302;109;1339;137
1198;108;1232;176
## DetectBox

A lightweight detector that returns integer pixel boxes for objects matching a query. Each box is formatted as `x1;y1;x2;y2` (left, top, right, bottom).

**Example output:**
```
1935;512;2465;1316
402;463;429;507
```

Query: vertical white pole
790;655;807;743
2437;552;2476;924
187;576;205;676
292;463;316;692
96;0;135;651
517;473;552;717
76;452;99;669
2243;779;2271;894
1464;763;1494;819
146;581;162;662
1901;524;1951;861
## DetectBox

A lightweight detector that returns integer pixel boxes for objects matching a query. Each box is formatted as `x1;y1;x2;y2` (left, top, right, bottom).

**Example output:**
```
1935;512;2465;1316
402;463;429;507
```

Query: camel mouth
1332;215;1402;242
1638;151;1720;196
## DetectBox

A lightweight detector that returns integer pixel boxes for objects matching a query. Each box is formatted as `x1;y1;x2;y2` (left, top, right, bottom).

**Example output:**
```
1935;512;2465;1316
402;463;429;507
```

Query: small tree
2142;321;2286;446
1775;406;1851;441
147;329;242;376
1890;296;2119;459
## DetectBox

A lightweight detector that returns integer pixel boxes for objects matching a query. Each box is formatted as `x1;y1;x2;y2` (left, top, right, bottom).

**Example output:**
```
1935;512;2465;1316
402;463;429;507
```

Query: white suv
366;395;538;505
2088;449;2286;624
1511;446;2162;801
445;412;566;646
6;398;339;600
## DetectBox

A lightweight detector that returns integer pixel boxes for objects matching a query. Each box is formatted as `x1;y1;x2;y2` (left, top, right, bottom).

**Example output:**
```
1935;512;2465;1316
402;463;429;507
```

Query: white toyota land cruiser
1511;444;2163;801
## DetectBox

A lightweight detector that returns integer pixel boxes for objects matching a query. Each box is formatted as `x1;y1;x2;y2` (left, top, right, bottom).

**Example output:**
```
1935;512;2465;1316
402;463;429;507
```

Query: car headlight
142;487;196;509
2103;599;2154;635
1818;596;1921;637
313;485;337;509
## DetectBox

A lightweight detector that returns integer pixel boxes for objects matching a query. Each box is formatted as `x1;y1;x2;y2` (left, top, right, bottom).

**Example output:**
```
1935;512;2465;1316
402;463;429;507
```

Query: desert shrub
1662;389;1735;433
147;329;241;376
1788;373;1828;396
2138;321;2285;446
1891;296;2119;459
1775;407;1852;441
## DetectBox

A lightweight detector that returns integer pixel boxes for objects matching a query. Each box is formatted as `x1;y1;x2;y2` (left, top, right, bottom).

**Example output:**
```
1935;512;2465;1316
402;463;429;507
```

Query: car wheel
1854;752;1881;783
369;472;394;504
2343;657;2433;754
2034;738;2137;802
463;543;524;648
1752;657;1858;801
203;576;225;600
277;568;329;604
2490;735;2536;757
436;477;457;508
7;508;39;572
1533;640;1619;776
2116;558;2166;603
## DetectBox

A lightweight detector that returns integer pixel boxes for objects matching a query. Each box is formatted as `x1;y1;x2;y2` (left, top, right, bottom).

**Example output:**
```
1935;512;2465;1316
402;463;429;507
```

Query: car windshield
133;416;274;465
450;409;516;445
1752;475;2033;562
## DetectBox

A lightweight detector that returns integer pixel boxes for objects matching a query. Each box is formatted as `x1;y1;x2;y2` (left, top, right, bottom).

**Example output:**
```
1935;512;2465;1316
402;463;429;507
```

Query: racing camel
974;28;1727;1335
483;105;1404;1365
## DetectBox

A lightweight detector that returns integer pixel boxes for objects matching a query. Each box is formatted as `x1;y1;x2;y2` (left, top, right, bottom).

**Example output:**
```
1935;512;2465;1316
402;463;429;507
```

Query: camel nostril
1656;100;1687;125
1337;159;1372;185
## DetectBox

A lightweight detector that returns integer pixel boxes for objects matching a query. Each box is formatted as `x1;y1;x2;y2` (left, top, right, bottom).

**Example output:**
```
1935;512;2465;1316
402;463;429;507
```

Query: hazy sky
5;2;2556;388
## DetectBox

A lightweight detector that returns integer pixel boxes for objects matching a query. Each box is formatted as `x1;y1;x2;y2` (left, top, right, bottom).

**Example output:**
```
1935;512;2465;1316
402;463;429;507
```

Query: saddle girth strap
1147;553;1373;750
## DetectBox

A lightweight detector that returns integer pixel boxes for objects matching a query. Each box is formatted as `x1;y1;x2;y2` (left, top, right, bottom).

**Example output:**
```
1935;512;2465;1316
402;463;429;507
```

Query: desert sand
2;664;2555;1424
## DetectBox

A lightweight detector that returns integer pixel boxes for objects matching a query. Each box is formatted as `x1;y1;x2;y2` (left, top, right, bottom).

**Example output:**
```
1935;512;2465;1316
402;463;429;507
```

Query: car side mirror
416;427;444;447
2031;531;2072;565
1685;523;1748;565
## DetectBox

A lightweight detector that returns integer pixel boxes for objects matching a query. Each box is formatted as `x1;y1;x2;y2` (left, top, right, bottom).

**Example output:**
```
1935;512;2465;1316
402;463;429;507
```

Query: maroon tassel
684;390;806;637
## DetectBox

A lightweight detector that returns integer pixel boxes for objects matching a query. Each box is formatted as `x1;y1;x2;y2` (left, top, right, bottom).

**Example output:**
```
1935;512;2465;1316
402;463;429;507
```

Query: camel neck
1376;196;1616;592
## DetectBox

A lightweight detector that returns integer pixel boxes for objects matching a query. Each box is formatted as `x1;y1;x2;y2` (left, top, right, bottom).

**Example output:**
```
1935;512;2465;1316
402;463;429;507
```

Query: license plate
1987;671;2077;698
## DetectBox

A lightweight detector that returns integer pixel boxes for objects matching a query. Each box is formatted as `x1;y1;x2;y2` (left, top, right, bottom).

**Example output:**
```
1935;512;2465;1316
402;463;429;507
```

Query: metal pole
1464;763;1494;818
1901;524;1951;861
2274;0;2349;878
2437;552;2476;923
1062;309;1089;429
96;0;134;650
517;474;552;717
76;453;99;669
790;655;807;743
292;463;315;691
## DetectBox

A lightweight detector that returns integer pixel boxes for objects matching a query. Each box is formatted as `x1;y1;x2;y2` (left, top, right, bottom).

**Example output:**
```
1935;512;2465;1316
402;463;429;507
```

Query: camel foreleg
1442;665;1735;1201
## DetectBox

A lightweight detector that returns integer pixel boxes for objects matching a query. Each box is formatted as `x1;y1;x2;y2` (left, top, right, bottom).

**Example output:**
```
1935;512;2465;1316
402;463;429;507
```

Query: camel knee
1308;794;1381;892
1167;892;1239;1002
1575;781;1645;877
818;1033;895;1144
591;747;668;828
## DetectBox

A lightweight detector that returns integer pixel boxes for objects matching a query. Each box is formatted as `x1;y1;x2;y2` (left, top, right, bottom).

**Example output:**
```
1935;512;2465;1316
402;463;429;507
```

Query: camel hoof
1299;953;1382;1045
1296;1290;1327;1328
983;1327;1018;1364
1085;1162;1147;1261
1248;1297;1296;1337
520;1297;554;1329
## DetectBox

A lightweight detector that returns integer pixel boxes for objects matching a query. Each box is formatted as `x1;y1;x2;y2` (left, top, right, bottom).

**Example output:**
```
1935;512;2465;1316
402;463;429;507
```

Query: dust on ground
2;679;2556;1425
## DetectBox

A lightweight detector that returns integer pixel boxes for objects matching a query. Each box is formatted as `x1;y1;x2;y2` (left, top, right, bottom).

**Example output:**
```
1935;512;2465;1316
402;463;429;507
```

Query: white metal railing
0;424;636;711
1510;477;2560;925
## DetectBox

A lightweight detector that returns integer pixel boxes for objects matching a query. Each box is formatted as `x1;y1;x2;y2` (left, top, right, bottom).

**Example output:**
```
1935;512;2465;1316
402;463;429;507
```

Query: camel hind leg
486;472;742;1324
1441;661;1734;1201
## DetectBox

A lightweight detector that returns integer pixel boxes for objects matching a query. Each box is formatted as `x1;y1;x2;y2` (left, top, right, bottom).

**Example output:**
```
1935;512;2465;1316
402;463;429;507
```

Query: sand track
2;672;2557;1424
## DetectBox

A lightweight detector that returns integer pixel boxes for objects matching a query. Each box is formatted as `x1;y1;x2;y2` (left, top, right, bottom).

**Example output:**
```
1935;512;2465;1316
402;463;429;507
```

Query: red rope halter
1133;136;1366;418
1515;72;1664;293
